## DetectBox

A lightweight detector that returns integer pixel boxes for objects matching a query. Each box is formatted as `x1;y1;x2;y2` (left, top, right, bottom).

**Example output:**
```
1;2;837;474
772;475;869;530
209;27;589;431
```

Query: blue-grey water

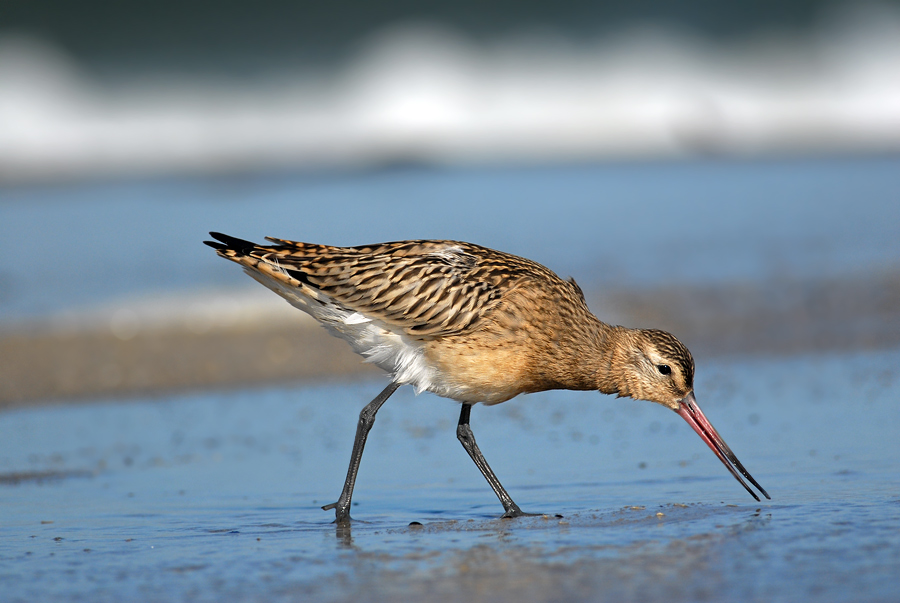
2;349;898;602
1;156;899;602
1;156;898;321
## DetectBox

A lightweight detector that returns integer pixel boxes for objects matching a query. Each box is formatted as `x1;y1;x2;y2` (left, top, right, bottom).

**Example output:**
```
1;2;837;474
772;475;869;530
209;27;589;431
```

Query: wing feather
207;234;569;339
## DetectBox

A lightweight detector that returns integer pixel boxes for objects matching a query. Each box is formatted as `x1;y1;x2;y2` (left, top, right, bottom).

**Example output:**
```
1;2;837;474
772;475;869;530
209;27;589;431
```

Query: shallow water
1;156;899;321
2;347;898;602
2;155;898;600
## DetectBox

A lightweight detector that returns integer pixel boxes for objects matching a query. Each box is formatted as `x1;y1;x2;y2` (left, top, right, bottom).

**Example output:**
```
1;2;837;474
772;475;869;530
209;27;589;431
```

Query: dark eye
656;364;671;375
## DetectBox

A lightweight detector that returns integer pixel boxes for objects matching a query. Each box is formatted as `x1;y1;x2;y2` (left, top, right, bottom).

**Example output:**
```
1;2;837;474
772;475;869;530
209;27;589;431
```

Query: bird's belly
423;339;533;405
344;327;531;405
245;271;533;404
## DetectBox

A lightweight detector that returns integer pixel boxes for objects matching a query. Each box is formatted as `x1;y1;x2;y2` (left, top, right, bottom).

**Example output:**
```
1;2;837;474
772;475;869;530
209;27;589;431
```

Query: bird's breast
421;335;540;405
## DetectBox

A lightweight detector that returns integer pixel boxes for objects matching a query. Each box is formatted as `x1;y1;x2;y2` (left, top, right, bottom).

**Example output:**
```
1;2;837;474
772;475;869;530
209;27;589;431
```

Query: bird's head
612;327;770;502
616;328;694;410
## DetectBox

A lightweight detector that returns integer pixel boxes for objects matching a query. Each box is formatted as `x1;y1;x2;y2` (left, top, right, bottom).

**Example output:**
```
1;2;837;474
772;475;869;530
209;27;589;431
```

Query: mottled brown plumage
205;232;768;522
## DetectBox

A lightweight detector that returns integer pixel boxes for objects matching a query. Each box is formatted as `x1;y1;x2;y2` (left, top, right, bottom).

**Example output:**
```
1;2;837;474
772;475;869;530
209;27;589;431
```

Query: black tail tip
204;239;227;250
204;231;257;253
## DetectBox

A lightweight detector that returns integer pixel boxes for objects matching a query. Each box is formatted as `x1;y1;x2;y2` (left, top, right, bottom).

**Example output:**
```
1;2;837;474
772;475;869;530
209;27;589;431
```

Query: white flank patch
342;312;372;325
245;267;438;394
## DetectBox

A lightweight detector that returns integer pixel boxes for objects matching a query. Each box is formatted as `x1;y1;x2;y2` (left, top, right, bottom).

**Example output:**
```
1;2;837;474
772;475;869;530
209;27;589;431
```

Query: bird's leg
322;381;401;523
456;403;530;518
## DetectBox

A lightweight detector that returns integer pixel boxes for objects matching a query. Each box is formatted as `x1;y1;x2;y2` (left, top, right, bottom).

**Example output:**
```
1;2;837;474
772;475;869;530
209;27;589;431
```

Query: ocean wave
1;4;899;182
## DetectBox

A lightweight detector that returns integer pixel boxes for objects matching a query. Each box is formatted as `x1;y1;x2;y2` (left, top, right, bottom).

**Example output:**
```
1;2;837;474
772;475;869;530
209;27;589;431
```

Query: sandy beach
3;269;897;409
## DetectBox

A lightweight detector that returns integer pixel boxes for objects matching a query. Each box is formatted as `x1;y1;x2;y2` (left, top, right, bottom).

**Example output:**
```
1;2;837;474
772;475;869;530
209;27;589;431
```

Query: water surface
2;348;898;602
1;156;898;601
1;156;898;321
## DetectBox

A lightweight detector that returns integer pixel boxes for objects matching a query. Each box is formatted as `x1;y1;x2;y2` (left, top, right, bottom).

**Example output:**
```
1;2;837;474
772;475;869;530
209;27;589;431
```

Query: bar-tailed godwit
205;232;769;522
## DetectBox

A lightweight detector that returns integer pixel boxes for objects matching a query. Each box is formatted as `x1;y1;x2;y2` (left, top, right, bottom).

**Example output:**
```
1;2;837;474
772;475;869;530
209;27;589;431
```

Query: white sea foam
1;4;899;182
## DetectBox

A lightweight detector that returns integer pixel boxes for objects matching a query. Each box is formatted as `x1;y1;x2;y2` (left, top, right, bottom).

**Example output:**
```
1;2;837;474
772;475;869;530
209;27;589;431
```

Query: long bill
676;391;770;502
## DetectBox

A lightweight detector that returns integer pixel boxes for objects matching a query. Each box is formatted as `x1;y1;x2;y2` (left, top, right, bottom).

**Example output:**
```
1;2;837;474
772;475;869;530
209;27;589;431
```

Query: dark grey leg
456;403;529;518
323;381;401;523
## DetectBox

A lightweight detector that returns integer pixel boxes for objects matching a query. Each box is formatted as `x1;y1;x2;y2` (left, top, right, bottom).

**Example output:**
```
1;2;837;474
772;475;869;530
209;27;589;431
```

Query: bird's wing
207;233;537;338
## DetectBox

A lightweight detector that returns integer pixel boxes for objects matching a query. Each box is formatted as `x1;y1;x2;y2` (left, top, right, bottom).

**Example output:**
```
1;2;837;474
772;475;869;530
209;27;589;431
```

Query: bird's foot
500;510;542;519
321;500;352;524
499;504;541;519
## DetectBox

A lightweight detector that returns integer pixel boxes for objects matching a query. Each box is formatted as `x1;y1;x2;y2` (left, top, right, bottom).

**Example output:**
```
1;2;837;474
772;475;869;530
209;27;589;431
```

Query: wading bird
205;232;769;522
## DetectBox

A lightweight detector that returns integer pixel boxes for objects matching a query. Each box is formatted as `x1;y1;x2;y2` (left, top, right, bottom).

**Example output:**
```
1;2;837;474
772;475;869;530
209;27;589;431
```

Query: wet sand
3;269;898;409
0;312;377;408
3;347;898;603
3;280;898;602
2;157;899;602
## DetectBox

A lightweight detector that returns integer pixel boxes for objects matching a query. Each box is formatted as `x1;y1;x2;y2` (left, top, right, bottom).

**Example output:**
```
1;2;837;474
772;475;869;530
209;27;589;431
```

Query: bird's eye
656;364;671;375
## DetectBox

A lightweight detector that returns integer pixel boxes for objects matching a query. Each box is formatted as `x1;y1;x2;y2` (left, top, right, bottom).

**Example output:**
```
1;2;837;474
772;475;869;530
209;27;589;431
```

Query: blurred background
2;4;900;602
2;0;900;181
0;0;898;405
